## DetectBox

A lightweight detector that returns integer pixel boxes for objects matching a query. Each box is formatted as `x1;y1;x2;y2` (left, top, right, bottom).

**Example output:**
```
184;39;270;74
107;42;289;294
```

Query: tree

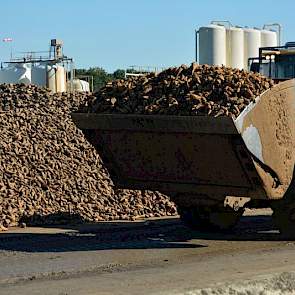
75;67;126;91
113;69;125;79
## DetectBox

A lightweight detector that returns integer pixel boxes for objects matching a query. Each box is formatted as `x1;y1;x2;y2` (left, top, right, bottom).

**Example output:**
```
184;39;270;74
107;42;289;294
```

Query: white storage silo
80;80;90;92
244;28;261;69
72;79;82;92
0;67;16;84
31;65;47;86
199;25;226;66
72;79;90;92
0;64;31;84
261;30;278;47
226;27;244;69
56;65;66;92
46;65;67;93
17;64;31;84
47;65;56;93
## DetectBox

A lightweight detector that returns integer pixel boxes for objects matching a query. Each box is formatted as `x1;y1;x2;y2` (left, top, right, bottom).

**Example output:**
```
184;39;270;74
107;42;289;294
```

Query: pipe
211;20;233;29
195;30;199;63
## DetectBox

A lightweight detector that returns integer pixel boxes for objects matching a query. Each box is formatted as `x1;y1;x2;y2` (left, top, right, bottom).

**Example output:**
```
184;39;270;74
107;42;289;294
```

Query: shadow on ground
0;213;292;253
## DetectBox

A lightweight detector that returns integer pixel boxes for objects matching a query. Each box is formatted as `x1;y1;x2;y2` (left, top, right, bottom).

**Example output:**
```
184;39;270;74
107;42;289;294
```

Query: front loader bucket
72;79;295;201
234;79;295;200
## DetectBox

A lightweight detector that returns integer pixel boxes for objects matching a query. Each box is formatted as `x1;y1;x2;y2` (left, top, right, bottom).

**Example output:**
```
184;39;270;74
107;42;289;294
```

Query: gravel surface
182;272;295;295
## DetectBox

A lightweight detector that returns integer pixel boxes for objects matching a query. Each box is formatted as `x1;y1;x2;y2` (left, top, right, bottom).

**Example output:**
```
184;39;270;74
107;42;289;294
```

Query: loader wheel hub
289;209;295;221
178;205;243;231
272;202;295;237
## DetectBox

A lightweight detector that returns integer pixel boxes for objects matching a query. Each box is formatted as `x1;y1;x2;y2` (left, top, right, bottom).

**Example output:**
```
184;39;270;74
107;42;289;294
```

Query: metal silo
0;63;31;84
46;65;67;93
47;65;56;93
31;65;47;86
243;28;261;69
261;30;278;47
72;79;90;92
226;27;244;69
56;65;66;92
199;25;226;66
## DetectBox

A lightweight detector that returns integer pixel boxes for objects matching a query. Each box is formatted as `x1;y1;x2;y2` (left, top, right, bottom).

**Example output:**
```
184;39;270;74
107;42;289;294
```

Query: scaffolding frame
2;40;76;92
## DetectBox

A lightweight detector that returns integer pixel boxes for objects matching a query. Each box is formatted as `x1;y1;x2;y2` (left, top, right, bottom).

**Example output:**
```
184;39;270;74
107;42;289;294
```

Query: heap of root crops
82;63;273;118
0;84;177;230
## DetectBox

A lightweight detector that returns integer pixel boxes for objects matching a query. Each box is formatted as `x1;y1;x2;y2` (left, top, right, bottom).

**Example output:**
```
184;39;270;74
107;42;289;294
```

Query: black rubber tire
270;167;295;237
178;205;243;232
271;200;295;237
178;206;208;230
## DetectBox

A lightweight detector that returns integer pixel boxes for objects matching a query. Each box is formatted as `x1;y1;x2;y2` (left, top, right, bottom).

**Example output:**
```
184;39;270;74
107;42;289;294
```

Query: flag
3;38;12;42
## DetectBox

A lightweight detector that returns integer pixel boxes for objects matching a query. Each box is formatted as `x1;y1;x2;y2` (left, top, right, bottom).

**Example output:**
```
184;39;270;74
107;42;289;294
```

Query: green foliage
75;67;125;91
113;69;125;79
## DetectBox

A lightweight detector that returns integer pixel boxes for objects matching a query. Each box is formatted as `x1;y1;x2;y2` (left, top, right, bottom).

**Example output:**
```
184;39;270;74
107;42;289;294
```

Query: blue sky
0;0;293;72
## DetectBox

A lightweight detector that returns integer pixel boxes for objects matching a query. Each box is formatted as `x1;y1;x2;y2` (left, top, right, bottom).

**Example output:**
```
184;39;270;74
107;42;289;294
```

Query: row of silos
198;25;278;69
0;63;67;93
0;64;32;85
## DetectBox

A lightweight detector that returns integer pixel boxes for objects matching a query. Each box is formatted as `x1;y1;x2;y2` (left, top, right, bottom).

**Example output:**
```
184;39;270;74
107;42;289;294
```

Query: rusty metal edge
114;179;252;197
71;113;238;135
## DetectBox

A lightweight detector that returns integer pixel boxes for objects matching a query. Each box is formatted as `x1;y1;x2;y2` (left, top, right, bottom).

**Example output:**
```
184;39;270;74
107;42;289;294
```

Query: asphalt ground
1;209;295;295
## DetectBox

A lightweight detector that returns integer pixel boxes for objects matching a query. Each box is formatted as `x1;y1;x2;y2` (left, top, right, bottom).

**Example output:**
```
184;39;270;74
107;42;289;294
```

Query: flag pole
3;38;13;60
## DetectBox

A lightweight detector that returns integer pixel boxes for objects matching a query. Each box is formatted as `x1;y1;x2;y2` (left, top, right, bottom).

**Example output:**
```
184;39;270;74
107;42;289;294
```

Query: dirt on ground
1;209;295;295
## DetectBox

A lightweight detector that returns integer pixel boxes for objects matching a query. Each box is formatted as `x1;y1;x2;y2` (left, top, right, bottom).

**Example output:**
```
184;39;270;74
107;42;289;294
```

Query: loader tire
178;205;243;232
272;200;295;237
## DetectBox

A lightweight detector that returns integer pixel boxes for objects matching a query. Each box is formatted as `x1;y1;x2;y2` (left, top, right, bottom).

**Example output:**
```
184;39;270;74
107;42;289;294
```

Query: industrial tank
72;79;90;92
226;27;244;69
0;63;31;84
243;28;261;68
47;66;56;93
80;80;90;92
261;30;278;47
56;65;66;92
46;65;67;93
199;25;226;66
31;65;47;86
198;23;279;70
